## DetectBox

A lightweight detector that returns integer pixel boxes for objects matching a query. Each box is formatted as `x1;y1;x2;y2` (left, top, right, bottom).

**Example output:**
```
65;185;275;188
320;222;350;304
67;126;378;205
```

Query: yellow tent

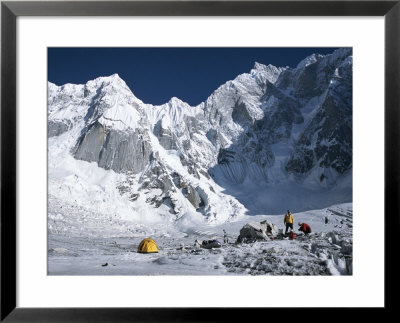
137;238;159;253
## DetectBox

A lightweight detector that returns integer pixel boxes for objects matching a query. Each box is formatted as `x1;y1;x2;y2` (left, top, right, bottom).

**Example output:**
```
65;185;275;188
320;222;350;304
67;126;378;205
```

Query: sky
48;47;340;106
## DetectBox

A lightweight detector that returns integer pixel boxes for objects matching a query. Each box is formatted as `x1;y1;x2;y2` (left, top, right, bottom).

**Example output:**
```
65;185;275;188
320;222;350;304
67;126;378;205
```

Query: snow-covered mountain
48;48;352;224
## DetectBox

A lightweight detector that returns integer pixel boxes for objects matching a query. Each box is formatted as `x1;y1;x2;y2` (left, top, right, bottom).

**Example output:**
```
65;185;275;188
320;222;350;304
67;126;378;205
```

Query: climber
298;222;312;235
223;229;229;244
284;210;294;235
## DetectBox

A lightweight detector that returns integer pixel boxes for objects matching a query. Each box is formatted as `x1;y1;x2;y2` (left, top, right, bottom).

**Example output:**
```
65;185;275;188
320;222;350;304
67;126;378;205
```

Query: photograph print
47;47;352;275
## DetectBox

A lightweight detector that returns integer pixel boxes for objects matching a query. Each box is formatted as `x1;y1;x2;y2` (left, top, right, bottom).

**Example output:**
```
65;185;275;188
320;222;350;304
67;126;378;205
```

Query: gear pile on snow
201;239;222;249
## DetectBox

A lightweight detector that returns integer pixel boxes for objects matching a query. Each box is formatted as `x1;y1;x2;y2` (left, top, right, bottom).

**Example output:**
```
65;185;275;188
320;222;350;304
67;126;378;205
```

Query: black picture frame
1;0;398;321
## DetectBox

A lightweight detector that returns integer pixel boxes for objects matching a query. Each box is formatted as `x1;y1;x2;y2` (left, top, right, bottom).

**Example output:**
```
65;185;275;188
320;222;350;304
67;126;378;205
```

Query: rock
185;185;203;209
74;122;152;174
128;193;139;201
260;220;278;236
263;247;277;254
154;119;178;150
237;221;272;243
326;232;339;244
48;120;71;137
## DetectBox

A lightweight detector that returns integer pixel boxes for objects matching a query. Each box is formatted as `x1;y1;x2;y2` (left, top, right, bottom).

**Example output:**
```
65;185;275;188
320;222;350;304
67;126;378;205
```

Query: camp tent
137;238;159;253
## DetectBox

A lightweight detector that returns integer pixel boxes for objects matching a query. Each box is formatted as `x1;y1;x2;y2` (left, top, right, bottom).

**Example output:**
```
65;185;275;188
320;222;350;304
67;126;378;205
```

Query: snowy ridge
144;96;201;129
296;53;323;69
250;62;287;84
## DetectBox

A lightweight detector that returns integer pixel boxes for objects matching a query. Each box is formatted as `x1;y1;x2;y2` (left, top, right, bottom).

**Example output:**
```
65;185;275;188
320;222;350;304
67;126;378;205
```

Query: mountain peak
252;62;281;72
92;73;125;86
86;73;127;91
250;62;285;84
296;53;324;69
253;62;267;71
169;96;183;103
168;96;191;107
81;74;143;107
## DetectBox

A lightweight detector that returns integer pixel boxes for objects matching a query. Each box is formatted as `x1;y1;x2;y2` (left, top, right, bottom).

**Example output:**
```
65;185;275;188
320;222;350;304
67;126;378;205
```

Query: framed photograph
1;0;398;320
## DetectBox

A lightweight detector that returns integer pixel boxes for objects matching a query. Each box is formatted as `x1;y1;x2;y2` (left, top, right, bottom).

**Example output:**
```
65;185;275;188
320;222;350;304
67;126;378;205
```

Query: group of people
283;210;312;237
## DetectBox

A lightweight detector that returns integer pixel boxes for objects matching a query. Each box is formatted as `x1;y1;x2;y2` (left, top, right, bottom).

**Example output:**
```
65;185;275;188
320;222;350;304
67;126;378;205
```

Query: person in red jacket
298;222;312;235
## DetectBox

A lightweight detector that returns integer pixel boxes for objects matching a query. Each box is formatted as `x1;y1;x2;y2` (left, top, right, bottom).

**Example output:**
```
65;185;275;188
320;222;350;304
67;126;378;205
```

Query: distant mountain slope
48;48;352;222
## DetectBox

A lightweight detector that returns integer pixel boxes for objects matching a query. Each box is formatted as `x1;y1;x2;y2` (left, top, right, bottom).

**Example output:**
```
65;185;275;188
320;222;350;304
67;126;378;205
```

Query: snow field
48;197;352;276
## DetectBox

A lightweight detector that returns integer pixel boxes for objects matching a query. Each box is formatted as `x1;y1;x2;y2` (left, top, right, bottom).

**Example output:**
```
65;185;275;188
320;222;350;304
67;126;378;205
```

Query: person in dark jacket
223;229;229;244
298;222;312;235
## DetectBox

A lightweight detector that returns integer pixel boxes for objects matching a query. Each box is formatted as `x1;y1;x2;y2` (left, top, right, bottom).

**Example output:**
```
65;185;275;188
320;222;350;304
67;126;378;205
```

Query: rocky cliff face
283;49;353;181
48;48;352;221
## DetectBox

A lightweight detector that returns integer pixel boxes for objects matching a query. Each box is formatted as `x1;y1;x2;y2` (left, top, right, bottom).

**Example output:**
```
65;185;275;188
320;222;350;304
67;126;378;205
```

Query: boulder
237;221;277;243
260;220;278;236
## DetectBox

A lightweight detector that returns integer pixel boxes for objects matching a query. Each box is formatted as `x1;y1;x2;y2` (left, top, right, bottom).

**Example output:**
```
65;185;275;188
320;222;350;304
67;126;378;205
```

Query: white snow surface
48;199;352;275
144;96;201;130
98;102;141;131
